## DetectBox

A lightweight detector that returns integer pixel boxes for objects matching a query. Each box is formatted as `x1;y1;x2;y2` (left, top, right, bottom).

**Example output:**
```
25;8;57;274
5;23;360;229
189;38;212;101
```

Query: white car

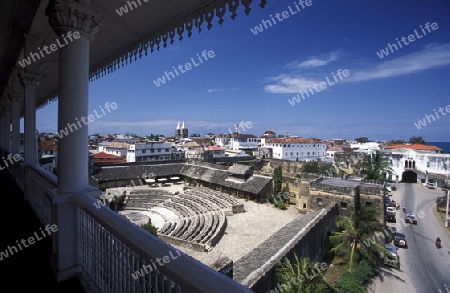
386;207;396;213
427;183;436;189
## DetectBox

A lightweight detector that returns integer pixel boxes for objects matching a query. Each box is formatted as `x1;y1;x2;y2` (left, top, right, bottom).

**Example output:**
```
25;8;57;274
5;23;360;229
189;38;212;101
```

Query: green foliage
277;201;288;210
273;166;282;198
302;161;320;174
337;261;374;293
329;206;385;272
276;253;337;293
409;136;426;144
363;151;393;182
141;223;158;237
389;139;405;144
354;137;369;143
99;182;107;191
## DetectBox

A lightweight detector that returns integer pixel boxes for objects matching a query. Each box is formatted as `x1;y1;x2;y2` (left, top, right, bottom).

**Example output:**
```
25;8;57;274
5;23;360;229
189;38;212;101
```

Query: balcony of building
0;0;272;291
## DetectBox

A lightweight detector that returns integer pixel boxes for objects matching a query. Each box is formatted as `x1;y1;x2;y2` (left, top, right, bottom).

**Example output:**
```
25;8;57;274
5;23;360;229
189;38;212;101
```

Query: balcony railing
11;162;253;293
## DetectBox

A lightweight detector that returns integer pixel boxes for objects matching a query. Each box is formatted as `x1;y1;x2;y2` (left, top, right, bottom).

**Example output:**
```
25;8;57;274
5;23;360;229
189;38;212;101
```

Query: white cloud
347;43;450;82
207;88;222;93
288;49;342;69
265;43;450;94
265;76;321;94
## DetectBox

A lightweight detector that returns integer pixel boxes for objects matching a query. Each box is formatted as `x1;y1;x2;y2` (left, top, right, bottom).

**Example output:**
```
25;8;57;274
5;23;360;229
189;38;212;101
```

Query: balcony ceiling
0;0;270;115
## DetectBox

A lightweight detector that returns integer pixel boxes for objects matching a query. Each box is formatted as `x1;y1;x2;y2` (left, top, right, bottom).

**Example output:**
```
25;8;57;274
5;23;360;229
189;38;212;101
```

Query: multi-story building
261;137;327;162
382;143;449;184
127;142;172;162
97;142;129;157
214;133;259;151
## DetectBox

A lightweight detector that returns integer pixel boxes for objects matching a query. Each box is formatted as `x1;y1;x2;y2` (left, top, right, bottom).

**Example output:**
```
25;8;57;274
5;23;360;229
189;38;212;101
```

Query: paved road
369;183;450;293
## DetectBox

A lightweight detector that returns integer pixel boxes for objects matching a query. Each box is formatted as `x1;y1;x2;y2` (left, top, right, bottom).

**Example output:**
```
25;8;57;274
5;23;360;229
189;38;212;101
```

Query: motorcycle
436;237;442;248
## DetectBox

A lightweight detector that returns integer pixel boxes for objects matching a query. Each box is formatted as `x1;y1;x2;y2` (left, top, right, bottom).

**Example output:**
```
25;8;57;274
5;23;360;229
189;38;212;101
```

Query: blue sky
35;0;450;142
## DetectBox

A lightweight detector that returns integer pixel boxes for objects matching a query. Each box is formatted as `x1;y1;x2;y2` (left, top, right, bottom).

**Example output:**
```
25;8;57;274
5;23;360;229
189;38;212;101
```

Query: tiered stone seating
122;187;238;251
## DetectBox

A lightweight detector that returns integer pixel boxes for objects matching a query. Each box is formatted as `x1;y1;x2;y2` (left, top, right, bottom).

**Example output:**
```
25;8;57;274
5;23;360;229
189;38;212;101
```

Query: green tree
141;223;158;237
389;139;405;144
329;206;386;272
302;161;320;174
409;136;426;144
354;137;369;143
363;151;393;182
273;166;282;199
276;253;337;293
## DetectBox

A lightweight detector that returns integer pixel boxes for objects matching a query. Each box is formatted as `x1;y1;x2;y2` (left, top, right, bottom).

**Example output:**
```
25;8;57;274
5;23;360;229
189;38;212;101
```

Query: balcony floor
0;168;85;292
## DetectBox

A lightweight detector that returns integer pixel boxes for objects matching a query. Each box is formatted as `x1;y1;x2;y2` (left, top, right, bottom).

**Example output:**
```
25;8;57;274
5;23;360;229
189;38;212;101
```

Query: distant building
175;121;188;140
127;142;173;162
93;152;127;165
98;142;129;157
382;143;449;184
261;137;326;162
214;132;259;151
204;145;226;158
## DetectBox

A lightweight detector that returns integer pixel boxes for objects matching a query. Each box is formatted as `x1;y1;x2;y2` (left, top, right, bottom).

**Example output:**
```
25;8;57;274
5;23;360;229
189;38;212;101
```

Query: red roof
386;143;442;151
205;146;225;151
266;137;324;144
93;152;126;163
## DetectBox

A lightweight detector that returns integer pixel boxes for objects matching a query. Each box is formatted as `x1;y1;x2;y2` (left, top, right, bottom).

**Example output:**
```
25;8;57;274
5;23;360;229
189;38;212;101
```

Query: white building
262;137;327;161
326;146;344;159
127;142;172;162
382;143;449;184
204;145;226;158
350;142;380;154
98;142;129;157
214;133;259;150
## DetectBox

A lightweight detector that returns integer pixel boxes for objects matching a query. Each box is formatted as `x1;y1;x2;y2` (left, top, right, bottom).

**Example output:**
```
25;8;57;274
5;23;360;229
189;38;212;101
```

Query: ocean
428;142;450;154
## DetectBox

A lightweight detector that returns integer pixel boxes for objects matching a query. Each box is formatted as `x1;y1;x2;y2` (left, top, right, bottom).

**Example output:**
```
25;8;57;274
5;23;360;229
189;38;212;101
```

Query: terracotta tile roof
327;147;344;151
386;143;442;151
266;137;324;144
205;146;225;151
39;140;58;151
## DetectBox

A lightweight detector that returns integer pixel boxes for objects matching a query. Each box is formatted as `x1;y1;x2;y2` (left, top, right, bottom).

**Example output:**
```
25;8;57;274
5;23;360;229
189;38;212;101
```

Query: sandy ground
108;183;301;267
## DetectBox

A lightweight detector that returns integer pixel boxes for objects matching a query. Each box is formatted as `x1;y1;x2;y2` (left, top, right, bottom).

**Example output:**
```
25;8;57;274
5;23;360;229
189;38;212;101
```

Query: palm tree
363;151;393;182
329;206;386;272
276;253;337;292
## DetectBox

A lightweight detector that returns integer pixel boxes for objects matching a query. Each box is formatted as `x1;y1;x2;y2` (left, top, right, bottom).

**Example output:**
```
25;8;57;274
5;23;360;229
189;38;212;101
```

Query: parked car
384;244;400;268
427;182;436;189
386;214;396;223
405;213;418;224
386;207;396;214
394;233;407;248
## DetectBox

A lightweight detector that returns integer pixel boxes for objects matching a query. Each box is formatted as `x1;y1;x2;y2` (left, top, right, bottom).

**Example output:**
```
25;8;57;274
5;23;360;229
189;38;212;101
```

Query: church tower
175;121;188;140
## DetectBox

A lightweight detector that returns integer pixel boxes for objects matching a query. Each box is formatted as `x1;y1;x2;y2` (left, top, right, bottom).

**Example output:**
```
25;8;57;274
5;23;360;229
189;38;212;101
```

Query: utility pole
446;188;449;228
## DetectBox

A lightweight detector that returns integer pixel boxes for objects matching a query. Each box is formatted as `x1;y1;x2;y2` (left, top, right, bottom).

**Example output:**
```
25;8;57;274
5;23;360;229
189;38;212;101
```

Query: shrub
99;182;107;191
141;223;158;237
337;261;374;293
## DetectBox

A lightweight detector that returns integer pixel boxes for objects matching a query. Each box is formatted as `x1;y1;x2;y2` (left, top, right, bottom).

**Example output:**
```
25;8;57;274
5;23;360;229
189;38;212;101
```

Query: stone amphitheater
118;185;245;252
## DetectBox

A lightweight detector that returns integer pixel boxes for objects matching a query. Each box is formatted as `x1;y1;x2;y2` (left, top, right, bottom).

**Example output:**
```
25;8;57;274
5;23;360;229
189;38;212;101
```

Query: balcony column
0;108;4;150
19;73;40;164
9;93;22;156
3;103;12;153
47;0;102;282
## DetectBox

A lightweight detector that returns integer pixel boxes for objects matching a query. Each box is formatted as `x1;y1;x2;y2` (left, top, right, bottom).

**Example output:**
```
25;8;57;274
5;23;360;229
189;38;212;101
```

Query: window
341;202;348;209
366;201;373;207
142;150;146;153
317;198;323;205
303;203;307;209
